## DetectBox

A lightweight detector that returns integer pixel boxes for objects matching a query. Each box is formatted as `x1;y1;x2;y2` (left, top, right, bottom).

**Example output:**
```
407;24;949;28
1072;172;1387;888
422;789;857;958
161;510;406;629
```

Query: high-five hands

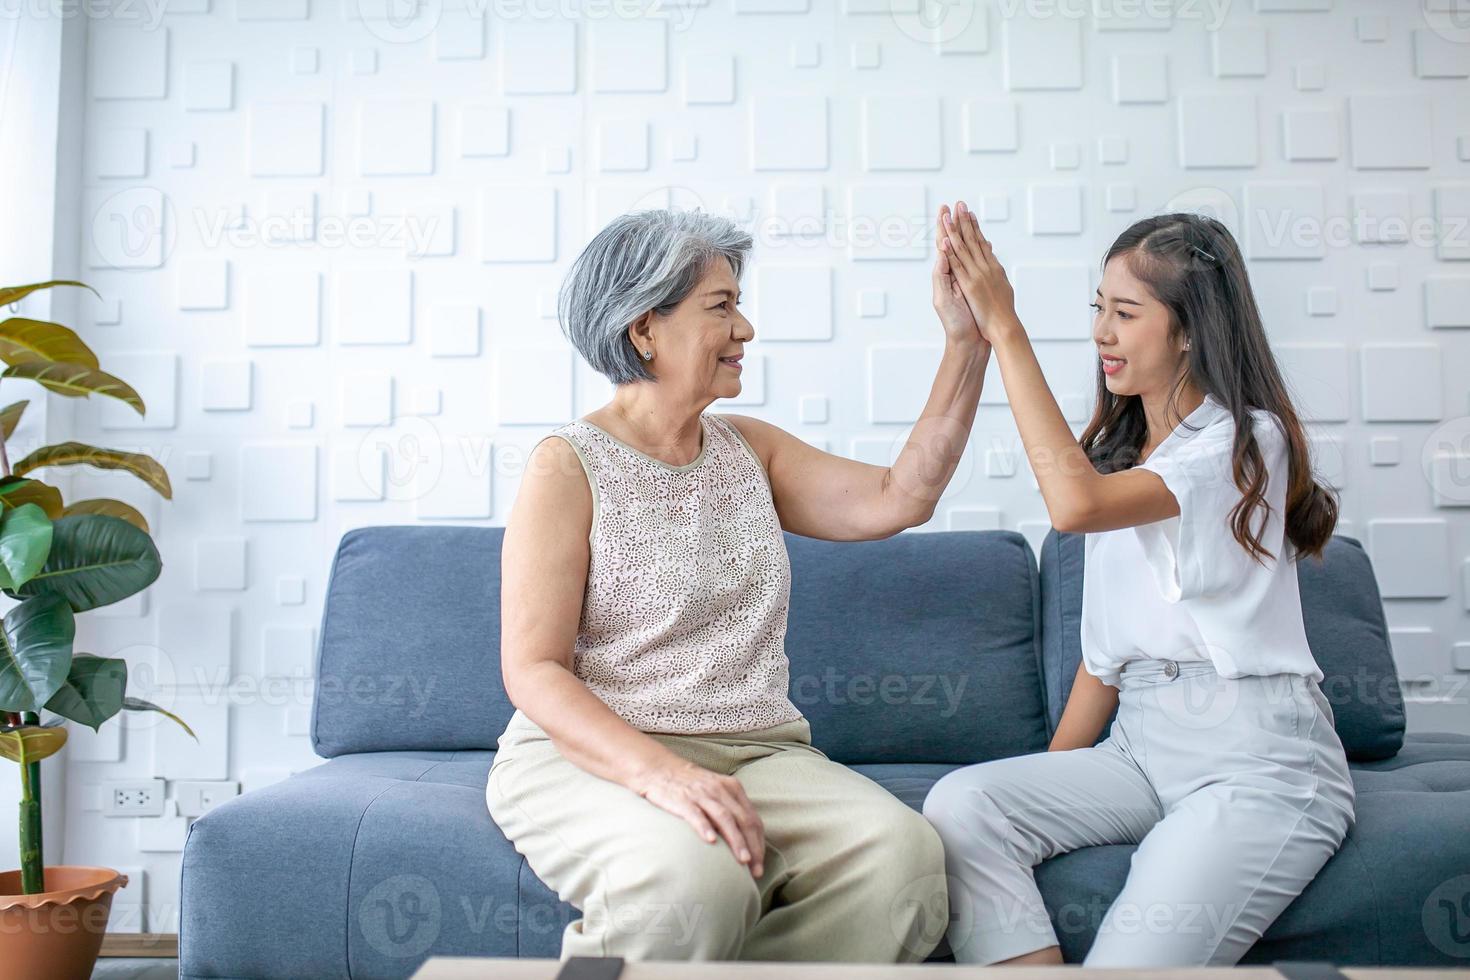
939;200;1019;343
932;204;990;354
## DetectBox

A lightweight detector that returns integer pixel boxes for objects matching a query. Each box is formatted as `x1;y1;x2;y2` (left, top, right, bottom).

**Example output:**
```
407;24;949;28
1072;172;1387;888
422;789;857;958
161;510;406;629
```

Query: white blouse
1079;392;1324;688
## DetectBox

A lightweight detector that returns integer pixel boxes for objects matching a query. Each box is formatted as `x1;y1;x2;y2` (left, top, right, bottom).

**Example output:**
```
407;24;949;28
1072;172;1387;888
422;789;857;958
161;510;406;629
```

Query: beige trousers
486;709;949;962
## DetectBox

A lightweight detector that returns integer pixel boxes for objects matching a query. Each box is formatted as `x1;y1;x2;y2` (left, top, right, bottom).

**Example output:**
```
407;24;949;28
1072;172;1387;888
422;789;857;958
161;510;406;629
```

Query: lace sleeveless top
540;413;803;735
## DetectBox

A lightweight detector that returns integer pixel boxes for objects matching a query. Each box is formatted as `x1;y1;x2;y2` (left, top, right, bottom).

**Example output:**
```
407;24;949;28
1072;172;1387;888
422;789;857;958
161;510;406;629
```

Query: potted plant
0;279;195;980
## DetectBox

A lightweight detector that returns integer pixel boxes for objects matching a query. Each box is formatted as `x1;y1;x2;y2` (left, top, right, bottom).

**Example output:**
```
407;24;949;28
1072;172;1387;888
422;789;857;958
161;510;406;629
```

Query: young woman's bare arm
941;202;1184;534
1048;660;1120;752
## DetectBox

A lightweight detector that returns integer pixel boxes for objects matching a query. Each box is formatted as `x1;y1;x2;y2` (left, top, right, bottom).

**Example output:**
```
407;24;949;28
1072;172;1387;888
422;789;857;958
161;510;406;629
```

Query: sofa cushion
784;529;1050;765
1032;733;1470;965
1039;530;1406;761
877;733;1470;965
1294;535;1407;759
180;749;521;980
312;525;514;758
313;524;1052;762
181;734;1470;975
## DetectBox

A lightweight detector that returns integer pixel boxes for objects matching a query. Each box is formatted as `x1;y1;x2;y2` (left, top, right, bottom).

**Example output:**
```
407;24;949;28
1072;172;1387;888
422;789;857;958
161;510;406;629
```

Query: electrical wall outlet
175;780;240;818
103;779;166;817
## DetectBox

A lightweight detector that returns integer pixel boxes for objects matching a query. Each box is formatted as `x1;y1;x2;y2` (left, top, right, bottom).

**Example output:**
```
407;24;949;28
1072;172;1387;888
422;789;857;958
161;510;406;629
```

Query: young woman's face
1090;254;1189;399
636;258;753;400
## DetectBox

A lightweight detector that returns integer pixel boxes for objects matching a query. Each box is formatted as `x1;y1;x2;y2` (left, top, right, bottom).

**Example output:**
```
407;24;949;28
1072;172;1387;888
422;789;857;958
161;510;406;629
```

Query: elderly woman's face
645;258;754;399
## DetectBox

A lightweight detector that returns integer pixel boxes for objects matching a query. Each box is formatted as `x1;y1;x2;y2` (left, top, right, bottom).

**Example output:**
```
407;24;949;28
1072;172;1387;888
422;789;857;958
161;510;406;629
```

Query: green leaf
0;476;64;519
11;441;171;499
1;361;145;415
0;724;68;764
0;317;102;370
0;503;53;590
0;594;75;712
0;399;29;441
0;280;99;308
60;497;150;534
43;653;126;731
5;513;160;612
122;696;197;741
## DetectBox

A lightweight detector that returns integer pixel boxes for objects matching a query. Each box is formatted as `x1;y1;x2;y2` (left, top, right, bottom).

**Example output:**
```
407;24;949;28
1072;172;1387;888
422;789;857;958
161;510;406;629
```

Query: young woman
921;202;1357;967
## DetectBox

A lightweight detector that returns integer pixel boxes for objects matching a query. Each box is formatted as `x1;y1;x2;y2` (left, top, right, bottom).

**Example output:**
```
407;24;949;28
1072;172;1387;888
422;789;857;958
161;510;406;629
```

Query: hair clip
1188;242;1218;263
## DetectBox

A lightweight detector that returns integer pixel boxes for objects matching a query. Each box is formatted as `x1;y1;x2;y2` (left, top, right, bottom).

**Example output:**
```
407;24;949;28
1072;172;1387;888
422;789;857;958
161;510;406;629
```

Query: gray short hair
557;209;754;384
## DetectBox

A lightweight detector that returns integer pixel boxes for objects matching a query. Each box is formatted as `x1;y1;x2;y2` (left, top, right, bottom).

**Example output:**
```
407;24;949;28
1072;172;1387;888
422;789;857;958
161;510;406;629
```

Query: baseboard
99;933;178;958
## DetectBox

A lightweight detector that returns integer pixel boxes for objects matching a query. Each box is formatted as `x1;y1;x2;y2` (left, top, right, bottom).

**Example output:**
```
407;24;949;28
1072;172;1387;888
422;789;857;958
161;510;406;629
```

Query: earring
642;350;653;360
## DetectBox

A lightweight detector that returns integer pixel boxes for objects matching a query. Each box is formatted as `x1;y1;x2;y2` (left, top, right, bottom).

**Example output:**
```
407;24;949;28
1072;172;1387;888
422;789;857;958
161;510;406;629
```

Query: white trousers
922;658;1357;966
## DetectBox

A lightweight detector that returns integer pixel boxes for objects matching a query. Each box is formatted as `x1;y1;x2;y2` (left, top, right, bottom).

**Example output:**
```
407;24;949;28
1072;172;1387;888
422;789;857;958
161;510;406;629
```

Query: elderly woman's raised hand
634;757;766;878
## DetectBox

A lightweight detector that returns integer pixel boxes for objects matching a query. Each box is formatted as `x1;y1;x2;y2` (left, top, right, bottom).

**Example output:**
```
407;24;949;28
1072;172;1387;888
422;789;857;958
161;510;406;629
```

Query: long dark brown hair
1079;212;1338;562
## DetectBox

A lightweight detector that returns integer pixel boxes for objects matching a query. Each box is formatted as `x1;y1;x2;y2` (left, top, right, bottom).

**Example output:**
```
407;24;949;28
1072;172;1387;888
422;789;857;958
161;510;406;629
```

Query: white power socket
103;779;166;817
175;780;240;818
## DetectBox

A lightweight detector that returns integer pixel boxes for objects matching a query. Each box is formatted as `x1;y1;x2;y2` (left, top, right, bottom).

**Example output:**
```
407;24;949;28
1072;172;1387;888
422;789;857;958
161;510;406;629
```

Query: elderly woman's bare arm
719;205;989;541
500;435;767;876
722;340;988;541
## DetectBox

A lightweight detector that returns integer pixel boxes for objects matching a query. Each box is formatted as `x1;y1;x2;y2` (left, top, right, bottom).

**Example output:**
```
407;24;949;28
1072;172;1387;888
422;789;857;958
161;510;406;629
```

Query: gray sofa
178;525;1470;978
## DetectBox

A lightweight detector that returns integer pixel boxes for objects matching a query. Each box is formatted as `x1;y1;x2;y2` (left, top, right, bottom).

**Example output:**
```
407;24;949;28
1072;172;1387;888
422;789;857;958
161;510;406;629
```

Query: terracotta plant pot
0;865;129;980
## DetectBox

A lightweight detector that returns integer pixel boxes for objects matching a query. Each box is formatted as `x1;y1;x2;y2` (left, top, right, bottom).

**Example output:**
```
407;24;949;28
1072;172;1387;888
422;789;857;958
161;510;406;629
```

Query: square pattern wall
60;1;1470;932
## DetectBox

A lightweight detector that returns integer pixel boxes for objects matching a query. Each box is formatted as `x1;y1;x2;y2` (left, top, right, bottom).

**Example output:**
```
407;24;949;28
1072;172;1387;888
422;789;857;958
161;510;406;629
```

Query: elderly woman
486;205;989;962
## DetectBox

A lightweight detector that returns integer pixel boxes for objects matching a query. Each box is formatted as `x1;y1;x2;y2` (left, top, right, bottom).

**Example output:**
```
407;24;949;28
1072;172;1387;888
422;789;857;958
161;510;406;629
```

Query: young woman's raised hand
940;200;1019;341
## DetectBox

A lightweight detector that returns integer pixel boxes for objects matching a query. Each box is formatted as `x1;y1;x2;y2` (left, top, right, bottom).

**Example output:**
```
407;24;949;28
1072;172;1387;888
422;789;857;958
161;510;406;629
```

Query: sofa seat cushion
184;735;1470;976
181;750;537;980
915;734;1470;965
1350;731;1470;772
601;734;1470;962
850;763;961;811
